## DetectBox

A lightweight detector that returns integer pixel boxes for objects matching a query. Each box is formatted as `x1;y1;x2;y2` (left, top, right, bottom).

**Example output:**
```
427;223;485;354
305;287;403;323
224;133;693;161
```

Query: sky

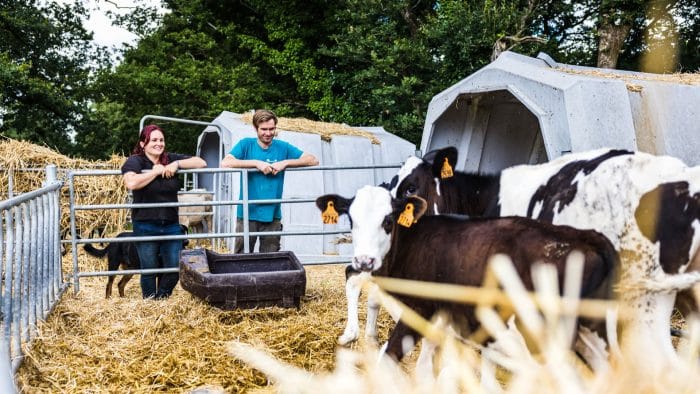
53;0;163;48
83;0;140;48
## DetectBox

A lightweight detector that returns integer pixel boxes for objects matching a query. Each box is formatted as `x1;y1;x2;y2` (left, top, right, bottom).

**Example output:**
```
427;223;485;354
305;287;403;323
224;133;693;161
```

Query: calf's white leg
339;272;365;345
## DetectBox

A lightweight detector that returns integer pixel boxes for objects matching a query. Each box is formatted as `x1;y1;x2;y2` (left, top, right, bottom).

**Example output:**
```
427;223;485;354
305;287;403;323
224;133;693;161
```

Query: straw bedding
16;253;395;392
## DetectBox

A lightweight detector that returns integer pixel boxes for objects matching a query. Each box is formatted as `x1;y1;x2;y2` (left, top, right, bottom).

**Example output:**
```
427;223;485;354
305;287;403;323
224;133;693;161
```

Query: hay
12;249;699;392
15;250;395;392
240;112;382;144
556;67;700;88
0;138;131;238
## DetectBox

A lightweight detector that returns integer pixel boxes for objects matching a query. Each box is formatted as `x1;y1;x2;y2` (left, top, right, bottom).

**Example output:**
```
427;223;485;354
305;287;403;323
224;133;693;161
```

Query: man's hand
270;160;288;175
255;160;274;175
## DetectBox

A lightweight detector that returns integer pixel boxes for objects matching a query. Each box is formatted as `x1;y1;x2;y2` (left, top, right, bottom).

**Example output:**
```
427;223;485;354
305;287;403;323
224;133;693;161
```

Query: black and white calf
333;178;401;346
391;146;700;368
317;186;617;362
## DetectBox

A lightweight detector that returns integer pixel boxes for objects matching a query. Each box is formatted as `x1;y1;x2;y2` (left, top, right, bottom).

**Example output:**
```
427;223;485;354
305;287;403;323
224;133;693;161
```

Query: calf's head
316;185;427;272
391;147;458;214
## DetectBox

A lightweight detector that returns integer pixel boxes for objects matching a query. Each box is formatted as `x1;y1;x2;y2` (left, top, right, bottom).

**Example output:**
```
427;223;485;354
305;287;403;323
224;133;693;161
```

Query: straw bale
240;112;382;144
0;138;131;239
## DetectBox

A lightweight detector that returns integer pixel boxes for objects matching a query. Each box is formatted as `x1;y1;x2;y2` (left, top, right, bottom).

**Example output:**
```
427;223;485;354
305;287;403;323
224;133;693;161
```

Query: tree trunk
597;21;632;69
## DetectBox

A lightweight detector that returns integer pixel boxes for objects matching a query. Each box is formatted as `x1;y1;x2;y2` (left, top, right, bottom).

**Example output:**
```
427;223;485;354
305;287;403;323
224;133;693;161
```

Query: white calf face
391;156;423;198
349;186;394;272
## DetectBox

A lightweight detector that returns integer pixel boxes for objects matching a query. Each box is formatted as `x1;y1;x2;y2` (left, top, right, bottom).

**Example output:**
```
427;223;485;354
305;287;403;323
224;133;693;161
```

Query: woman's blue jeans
132;220;184;299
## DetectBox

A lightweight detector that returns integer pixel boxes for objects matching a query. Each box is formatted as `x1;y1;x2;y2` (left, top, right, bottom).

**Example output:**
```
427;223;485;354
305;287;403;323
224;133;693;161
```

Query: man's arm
284;152;319;168
221;154;275;175
270;152;319;174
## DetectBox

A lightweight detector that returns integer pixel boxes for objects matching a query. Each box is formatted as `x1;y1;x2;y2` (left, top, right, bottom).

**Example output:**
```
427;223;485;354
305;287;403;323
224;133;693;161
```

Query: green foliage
0;0;110;155
2;0;699;158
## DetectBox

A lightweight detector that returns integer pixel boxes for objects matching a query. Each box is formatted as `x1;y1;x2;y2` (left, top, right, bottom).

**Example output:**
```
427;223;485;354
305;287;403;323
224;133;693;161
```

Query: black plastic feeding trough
179;248;306;310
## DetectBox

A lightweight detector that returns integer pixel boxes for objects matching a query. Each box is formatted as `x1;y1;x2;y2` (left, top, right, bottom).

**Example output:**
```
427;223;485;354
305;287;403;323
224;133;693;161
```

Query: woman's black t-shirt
121;153;190;223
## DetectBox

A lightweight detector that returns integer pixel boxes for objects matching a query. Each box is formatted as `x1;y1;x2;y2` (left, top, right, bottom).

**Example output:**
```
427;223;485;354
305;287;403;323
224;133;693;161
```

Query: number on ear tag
441;157;454;179
322;201;339;224
397;203;415;227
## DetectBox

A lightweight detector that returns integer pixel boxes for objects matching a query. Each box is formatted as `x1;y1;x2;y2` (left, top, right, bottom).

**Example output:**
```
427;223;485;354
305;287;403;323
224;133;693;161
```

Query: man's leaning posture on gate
220;109;318;253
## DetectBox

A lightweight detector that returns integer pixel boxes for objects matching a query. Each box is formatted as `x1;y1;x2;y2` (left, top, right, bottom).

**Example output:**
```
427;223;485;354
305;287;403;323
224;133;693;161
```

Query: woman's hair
132;124;171;164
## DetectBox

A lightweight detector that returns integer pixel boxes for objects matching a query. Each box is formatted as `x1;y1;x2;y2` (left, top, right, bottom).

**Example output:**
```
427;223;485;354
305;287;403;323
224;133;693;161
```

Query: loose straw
371;277;625;320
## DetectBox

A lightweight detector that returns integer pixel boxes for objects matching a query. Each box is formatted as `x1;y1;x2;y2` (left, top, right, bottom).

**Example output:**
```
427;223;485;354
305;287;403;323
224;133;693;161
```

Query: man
221;109;319;253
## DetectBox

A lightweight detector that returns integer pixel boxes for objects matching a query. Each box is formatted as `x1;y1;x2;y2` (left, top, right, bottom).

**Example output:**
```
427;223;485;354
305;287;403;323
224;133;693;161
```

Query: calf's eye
381;217;393;232
405;186;417;196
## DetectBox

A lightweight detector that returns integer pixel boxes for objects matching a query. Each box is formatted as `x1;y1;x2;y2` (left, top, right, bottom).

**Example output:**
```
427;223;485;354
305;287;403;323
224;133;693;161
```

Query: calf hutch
423;51;700;172
194;111;416;261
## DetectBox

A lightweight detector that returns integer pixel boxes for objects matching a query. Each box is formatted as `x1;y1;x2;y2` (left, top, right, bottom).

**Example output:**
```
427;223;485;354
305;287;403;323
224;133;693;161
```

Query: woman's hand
163;161;179;178
152;163;166;178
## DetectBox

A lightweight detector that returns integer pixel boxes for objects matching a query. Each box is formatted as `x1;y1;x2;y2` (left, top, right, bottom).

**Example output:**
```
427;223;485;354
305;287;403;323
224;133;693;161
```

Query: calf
391;146;700;367
83;227;189;298
317;186;616;361
178;189;214;233
337;178;400;346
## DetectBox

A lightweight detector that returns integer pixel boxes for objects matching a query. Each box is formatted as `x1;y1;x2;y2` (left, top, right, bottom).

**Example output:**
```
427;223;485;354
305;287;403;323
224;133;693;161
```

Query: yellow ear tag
322;201;339;224
397;203;415;228
440;157;454;179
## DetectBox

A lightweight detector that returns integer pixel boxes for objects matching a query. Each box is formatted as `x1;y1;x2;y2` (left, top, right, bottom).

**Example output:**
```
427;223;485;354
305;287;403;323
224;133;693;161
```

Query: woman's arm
162;156;207;178
175;156;207;169
123;167;163;191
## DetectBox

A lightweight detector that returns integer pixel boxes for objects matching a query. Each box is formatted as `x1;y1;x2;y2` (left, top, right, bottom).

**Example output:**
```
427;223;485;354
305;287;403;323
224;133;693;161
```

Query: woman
122;124;207;299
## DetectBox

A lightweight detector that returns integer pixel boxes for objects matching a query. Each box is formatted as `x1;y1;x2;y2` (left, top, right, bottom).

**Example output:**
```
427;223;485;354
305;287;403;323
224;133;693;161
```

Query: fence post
43;164;57;186
0;335;17;394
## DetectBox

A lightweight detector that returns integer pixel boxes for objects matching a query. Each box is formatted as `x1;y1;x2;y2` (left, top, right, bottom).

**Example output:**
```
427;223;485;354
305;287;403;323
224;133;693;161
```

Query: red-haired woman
122;124;207;299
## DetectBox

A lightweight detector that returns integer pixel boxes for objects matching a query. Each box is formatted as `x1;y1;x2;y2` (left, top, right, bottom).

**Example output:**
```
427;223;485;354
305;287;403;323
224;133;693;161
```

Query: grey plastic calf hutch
195;111;416;262
422;51;700;173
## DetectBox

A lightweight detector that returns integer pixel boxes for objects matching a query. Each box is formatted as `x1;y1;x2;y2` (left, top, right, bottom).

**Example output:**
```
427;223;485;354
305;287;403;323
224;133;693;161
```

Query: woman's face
141;129;165;160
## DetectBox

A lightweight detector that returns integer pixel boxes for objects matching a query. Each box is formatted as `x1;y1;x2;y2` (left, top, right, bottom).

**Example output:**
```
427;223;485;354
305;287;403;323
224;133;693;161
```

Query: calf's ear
316;194;353;224
395;196;429;227
431;146;458;179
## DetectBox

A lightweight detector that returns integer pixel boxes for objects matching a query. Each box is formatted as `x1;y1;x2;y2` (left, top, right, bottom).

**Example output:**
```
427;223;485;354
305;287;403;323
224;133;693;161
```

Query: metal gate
0;165;65;393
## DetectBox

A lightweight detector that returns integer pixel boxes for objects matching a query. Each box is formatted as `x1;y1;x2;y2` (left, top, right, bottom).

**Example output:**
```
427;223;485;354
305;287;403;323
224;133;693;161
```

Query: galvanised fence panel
0;166;65;393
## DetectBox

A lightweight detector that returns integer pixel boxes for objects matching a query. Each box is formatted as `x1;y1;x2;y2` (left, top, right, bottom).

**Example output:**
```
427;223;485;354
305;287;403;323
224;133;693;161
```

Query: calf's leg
339;273;364;345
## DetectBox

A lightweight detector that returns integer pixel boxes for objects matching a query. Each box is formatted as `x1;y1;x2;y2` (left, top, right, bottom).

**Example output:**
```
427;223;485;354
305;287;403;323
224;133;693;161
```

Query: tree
530;0;700;70
0;0;110;155
87;0;342;156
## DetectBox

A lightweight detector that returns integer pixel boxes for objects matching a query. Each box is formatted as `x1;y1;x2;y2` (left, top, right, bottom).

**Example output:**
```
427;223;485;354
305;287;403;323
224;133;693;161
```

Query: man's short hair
252;109;278;129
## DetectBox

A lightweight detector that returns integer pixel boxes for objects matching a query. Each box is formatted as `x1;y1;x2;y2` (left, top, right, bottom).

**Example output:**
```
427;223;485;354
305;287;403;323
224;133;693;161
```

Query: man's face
256;119;276;147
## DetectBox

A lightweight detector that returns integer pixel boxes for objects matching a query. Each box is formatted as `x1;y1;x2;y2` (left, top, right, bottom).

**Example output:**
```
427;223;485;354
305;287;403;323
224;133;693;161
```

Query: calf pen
1;162;401;391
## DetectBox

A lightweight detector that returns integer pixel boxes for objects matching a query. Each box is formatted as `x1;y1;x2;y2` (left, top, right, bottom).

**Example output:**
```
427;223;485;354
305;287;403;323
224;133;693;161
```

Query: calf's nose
352;256;376;272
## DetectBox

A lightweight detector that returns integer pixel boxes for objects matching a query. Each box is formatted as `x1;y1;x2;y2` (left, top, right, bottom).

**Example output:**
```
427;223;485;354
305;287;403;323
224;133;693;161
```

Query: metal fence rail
0;165;65;393
0;161;402;390
66;164;402;293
